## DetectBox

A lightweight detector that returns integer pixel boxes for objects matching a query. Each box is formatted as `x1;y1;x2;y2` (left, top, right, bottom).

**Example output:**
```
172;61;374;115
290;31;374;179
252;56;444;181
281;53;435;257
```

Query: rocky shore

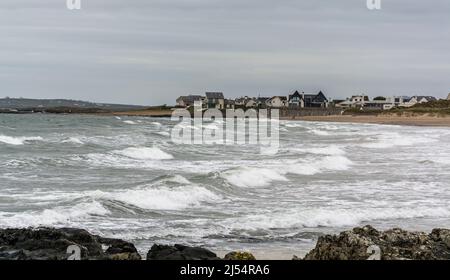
1;226;450;260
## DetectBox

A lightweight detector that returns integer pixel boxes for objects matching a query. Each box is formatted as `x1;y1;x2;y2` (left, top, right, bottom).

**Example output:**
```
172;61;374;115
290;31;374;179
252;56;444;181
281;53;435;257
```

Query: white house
205;92;225;109
401;96;437;107
245;99;257;108
267;96;288;108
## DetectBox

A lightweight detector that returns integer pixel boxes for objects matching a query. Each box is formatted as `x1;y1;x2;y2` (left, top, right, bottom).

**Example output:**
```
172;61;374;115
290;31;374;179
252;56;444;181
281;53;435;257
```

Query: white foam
360;132;436;149
307;146;346;155
165;175;192;185
102;186;220;210
309;129;330;136
222;168;288;188
115;147;173;160
226;207;450;230
123;120;137;125
0;201;110;228
222;155;352;187
0;135;43;145
62;137;84;145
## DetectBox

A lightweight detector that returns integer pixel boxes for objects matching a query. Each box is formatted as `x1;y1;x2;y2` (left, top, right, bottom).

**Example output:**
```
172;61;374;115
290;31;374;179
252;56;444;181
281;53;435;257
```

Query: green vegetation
384;100;450;116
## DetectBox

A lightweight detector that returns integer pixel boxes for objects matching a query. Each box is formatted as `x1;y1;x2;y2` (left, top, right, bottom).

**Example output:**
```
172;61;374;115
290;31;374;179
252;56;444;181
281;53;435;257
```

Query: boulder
146;244;220;260
0;228;141;260
224;251;256;260
303;225;450;260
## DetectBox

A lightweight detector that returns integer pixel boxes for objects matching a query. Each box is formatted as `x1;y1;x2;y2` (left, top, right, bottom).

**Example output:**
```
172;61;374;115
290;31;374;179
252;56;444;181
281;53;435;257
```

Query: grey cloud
0;0;449;105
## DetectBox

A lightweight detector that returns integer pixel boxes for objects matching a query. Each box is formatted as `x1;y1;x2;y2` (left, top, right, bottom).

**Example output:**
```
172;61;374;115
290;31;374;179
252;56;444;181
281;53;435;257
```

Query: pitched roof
270;96;287;101
206;92;224;99
414;96;437;102
177;95;203;103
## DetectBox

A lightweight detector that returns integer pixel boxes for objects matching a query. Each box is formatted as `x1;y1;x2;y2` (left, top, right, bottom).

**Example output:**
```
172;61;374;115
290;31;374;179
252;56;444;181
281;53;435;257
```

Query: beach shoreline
281;114;450;127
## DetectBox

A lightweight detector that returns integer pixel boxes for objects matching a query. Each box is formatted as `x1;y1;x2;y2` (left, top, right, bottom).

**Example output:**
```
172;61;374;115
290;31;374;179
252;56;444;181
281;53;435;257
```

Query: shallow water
1;114;450;259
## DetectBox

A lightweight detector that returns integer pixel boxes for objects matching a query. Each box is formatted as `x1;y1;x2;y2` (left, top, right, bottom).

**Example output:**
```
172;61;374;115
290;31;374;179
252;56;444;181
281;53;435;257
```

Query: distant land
0;98;148;113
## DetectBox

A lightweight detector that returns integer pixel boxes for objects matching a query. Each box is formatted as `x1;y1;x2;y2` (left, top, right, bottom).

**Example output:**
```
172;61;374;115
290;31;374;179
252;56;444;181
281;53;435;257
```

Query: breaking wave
0;201;110;228
115;147;173;160
0;135;43;145
226;207;450;230
360;132;436;149
222;155;353;187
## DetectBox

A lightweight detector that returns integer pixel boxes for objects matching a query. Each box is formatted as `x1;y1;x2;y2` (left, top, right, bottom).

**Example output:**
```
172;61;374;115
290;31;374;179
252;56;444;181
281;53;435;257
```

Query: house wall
270;98;287;108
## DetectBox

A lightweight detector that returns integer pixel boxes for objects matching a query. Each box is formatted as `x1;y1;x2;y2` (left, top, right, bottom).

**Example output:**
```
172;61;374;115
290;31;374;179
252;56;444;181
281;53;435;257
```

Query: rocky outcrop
223;251;256;260
0;228;141;260
146;244;220;260
303;225;450;260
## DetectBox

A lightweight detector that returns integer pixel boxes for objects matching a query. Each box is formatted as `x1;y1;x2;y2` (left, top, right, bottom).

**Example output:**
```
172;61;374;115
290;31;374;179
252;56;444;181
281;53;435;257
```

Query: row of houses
176;91;329;109
176;91;445;111
333;95;438;110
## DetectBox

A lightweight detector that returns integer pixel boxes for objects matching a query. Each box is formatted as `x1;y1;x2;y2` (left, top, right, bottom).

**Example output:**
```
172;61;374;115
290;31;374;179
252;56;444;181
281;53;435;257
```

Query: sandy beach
104;109;450;127
286;114;450;127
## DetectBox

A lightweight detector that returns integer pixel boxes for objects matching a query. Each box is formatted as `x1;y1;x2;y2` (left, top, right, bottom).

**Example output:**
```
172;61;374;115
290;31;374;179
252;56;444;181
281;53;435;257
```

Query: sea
1;114;450;259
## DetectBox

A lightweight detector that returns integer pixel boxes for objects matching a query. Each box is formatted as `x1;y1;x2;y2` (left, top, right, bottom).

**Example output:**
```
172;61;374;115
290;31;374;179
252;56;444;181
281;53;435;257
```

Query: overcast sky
1;0;450;105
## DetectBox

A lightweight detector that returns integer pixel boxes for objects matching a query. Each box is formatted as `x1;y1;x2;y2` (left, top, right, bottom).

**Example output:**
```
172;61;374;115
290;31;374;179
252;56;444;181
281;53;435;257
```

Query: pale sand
100;109;450;127
99;109;174;117
286;115;450;127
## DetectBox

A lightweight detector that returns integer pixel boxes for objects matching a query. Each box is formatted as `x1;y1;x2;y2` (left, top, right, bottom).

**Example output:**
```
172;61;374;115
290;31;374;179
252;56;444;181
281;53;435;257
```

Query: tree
373;96;386;101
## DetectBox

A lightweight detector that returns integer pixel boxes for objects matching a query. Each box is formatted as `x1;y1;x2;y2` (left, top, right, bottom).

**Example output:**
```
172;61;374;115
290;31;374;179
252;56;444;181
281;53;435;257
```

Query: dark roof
289;91;302;100
414;96;437;102
206;92;224;99
270;96;287;101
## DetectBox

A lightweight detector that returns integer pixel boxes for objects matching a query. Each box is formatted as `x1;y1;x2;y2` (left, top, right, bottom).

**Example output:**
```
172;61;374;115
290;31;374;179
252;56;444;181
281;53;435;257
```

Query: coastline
3;109;450;127
2;226;450;260
282;114;450;127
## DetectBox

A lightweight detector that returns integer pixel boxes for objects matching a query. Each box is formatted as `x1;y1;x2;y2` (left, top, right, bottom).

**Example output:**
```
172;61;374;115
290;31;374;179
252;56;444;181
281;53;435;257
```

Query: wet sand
287;114;450;127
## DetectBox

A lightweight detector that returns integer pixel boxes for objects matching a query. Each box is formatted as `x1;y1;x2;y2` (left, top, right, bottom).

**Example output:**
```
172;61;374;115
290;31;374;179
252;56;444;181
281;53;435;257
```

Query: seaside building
447;93;450;100
401;96;437;107
267;96;288;108
288;91;304;107
287;91;329;108
176;95;203;108
225;99;235;109
205;92;225;109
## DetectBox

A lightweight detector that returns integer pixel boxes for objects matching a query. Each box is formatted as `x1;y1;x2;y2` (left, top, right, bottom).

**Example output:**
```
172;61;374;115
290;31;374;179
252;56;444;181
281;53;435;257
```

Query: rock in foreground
147;244;220;260
224;251;256;260
0;228;141;260
304;225;450;260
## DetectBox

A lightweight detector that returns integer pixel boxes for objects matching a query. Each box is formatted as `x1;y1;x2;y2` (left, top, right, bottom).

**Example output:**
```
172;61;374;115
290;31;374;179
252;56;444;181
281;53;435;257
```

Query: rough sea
1;114;450;259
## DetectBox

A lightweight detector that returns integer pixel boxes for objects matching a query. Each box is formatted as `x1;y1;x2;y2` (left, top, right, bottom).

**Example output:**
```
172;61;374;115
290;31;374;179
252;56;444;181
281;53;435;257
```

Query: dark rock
0;228;141;260
224;251;256;260
147;244;220;260
303;225;450;260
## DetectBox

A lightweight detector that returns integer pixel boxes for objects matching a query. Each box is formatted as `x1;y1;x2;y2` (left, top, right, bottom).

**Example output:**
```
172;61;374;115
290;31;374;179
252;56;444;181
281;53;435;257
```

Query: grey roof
270;96;287;101
414;96;437;102
177;95;203;103
205;92;224;99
